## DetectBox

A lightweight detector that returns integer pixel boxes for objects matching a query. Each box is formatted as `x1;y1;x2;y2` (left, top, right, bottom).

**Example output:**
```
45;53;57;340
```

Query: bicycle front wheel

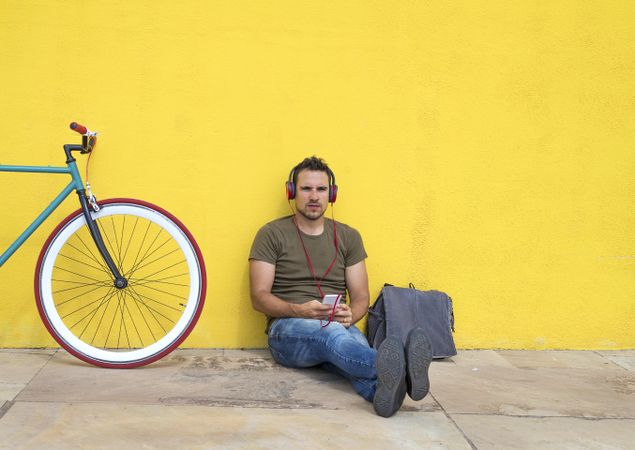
35;198;206;368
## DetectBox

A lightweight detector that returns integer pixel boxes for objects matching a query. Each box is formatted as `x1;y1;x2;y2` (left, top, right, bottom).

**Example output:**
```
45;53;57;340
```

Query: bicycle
0;123;207;368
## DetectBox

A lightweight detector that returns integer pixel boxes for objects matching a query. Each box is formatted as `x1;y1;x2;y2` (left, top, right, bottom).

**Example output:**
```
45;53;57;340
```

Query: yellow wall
1;1;633;350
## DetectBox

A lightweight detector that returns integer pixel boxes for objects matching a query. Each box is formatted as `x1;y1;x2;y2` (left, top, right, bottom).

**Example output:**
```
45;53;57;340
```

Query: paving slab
450;350;515;368
0;383;24;402
18;350;439;413
497;350;626;371
453;414;635;450
598;351;635;371
0;349;55;401
429;364;635;418
0;349;56;383
0;401;472;450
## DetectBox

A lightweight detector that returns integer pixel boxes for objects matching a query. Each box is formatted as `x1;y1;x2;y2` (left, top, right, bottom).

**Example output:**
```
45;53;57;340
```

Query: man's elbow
250;289;268;313
350;292;371;309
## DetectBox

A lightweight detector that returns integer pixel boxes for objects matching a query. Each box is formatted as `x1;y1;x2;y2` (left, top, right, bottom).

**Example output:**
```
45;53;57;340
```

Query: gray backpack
367;284;457;359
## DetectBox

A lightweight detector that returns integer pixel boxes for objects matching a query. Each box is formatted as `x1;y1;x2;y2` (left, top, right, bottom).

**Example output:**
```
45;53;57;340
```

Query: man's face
294;169;330;221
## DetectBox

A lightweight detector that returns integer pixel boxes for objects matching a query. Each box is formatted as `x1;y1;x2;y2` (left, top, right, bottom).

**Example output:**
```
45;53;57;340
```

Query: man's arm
334;259;370;327
249;260;332;320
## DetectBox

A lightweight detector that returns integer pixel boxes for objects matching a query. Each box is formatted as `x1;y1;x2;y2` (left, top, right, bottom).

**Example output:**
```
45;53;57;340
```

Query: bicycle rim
35;199;206;368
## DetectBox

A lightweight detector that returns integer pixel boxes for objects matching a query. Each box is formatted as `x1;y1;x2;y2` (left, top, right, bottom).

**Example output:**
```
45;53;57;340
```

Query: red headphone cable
291;206;340;327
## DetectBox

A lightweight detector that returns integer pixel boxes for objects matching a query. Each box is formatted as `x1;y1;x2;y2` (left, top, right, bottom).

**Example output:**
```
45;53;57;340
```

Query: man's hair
292;156;332;185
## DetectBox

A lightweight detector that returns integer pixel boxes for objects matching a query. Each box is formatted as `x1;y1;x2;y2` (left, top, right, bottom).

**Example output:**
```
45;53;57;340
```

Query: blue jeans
268;318;377;402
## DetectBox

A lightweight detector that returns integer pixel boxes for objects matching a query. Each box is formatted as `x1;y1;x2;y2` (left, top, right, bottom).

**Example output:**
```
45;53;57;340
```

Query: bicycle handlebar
69;122;97;153
70;122;88;135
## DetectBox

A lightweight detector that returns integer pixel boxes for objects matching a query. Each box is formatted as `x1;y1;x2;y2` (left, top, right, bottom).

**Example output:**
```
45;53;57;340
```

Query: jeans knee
268;345;291;367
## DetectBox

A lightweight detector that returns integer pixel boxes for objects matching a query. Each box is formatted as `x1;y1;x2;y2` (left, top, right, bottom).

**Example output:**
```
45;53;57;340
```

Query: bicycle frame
0;144;126;287
0;164;83;267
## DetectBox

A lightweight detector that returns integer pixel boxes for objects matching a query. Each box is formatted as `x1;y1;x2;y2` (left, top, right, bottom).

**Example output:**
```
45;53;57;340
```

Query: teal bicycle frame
0;142;127;288
0;162;83;266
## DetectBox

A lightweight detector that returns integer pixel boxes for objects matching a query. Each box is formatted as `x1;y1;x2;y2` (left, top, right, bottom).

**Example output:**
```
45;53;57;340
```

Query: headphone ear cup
329;184;338;203
286;181;295;200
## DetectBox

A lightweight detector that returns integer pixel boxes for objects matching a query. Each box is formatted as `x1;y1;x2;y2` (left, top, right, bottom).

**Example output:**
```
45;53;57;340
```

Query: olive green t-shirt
249;215;367;330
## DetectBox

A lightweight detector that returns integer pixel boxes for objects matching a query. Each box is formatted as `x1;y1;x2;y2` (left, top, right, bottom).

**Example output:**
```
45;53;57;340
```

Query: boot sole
373;336;406;418
406;328;433;401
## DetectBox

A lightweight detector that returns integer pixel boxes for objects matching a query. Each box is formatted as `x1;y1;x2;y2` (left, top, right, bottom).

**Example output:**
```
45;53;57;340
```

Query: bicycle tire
34;198;206;368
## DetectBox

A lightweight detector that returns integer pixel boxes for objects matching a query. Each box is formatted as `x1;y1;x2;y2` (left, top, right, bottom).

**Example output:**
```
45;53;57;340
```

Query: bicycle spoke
109;216;124;274
133;259;188;285
120;216;139;270
97;220;123;275
126;221;153;279
128;246;181;275
134;272;189;283
125;228;166;279
64;240;110;273
61;290;114;322
54;265;104;283
73;232;112;274
55;284;113;308
128;285;177;326
103;297;122;349
128;278;189;287
52;279;112;293
69;287;117;339
129;288;158;342
117;290;130;349
131;282;188;305
119;216;126;268
127;285;170;334
89;288;118;346
122;291;145;347
58;252;110;274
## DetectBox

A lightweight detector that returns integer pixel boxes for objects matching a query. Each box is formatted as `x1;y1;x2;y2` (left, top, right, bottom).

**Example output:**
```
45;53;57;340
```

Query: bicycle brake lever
81;133;98;154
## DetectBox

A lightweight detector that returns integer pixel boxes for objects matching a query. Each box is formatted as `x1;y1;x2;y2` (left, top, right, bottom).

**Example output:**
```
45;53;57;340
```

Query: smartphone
322;294;342;308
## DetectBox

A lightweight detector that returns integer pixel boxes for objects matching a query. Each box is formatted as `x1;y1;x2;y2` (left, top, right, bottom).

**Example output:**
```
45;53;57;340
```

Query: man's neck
294;214;325;236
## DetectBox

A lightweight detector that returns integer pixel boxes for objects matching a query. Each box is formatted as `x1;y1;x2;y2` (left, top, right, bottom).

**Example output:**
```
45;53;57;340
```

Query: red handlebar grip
70;122;88;135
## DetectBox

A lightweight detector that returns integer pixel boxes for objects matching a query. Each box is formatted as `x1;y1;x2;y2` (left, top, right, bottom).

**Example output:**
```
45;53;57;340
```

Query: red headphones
286;164;338;203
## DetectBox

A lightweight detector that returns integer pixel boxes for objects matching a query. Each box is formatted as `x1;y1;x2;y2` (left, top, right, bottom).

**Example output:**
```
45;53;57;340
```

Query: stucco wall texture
1;1;633;349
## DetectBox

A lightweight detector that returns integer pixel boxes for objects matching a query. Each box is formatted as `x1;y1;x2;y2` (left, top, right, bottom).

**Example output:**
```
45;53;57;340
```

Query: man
248;156;432;417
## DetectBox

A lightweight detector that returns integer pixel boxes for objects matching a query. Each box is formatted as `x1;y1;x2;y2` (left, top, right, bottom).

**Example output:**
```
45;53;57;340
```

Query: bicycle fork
77;191;128;289
65;144;127;289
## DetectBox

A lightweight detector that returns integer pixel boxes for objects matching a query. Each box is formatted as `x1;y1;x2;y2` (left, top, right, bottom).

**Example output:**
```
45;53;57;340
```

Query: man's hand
291;300;334;320
333;303;354;328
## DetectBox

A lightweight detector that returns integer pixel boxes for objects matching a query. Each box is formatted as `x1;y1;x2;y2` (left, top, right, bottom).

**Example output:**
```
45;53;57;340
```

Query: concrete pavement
0;348;633;449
